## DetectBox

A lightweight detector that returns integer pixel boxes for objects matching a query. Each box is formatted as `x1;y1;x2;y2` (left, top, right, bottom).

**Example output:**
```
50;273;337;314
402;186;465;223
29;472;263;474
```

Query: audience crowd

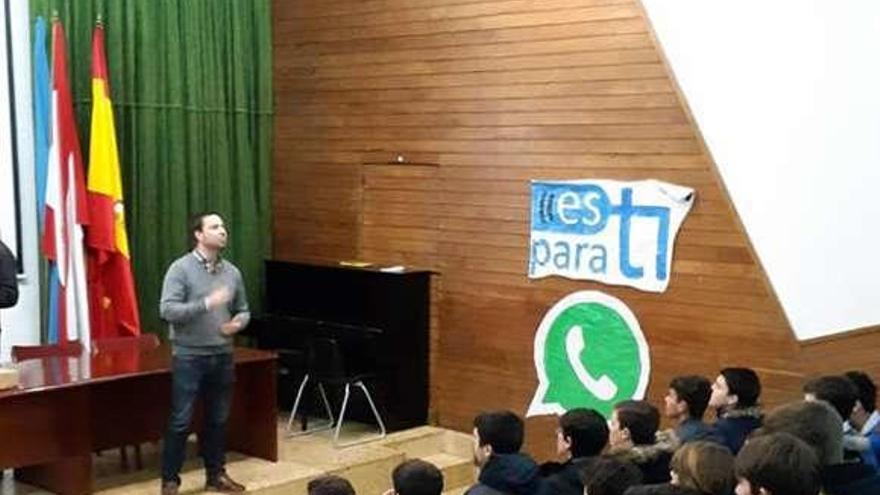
306;368;880;495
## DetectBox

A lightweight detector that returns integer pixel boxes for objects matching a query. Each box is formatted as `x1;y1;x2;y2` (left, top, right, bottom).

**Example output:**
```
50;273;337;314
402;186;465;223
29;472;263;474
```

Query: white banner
528;179;694;292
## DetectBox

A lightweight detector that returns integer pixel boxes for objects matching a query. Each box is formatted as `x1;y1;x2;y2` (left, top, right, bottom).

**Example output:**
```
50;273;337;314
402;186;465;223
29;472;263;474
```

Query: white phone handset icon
565;325;618;401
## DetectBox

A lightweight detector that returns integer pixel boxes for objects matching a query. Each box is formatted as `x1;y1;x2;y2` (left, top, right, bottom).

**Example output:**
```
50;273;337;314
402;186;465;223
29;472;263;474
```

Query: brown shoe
160;481;179;495
205;472;246;493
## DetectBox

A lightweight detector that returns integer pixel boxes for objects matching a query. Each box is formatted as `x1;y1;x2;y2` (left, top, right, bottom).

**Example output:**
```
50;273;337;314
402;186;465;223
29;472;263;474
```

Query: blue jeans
161;353;235;484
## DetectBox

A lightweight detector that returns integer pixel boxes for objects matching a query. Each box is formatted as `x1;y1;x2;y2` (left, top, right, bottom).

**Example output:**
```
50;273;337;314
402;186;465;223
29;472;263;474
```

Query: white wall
0;0;40;361
641;0;880;340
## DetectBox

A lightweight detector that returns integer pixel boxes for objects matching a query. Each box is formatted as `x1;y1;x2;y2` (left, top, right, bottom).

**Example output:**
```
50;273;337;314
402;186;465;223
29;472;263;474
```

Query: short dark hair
845;371;877;413
735;432;821;495
578;457;642;495
670;375;712;419
803;375;858;420
391;459;444;495
756;400;843;465
720;367;761;407
474;410;524;454
559;408;609;458
614;400;660;445
189;211;223;247
308;475;356;495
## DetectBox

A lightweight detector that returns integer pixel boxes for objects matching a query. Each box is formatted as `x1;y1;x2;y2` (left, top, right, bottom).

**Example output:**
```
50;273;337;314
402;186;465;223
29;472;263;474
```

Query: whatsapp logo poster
527;291;650;418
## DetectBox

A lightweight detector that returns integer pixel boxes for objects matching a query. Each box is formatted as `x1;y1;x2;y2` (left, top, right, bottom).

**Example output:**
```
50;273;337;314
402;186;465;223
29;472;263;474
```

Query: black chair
287;325;387;447
245;314;310;410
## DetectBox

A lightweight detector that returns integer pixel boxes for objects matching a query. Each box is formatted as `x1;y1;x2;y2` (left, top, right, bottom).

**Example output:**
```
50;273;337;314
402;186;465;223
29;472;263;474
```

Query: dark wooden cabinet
261;260;431;431
0;347;277;495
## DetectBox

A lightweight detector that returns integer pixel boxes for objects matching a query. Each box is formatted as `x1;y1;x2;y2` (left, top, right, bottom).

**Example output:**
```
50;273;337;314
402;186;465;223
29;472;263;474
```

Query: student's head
610;400;660;448
473;410;524;466
670;441;735;495
844;371;877;429
308;475;356;495
756;400;843;465
710;368;761;410
802;375;858;422
734;432;821;495
578;457;642;495
390;459;444;495
665;375;712;421
556;408;609;459
189;211;227;251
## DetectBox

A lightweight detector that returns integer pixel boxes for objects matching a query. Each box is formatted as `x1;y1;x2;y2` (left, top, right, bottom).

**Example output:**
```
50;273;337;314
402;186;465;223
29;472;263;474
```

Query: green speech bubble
527;291;650;418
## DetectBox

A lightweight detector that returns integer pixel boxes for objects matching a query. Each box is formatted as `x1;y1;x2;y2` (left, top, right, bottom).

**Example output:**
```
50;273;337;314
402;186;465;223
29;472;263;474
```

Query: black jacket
0;240;18;326
821;460;880;495
713;407;762;454
625;484;709;495
676;419;724;446
537;457;598;495
466;453;543;495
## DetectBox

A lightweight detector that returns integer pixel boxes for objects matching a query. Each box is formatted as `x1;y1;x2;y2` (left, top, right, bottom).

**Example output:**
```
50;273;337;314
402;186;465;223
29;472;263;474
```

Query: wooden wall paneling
272;0;879;461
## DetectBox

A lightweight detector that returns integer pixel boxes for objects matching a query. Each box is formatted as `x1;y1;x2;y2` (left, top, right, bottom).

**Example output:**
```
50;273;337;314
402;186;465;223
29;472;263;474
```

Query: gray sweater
159;251;250;355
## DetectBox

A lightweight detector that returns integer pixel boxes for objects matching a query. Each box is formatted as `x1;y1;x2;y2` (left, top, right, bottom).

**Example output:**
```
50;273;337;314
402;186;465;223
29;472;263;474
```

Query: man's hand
205;286;232;310
220;318;243;336
220;314;246;336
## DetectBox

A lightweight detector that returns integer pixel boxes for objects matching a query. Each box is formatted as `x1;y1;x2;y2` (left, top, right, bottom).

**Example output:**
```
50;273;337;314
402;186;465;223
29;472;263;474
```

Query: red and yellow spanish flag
86;21;141;338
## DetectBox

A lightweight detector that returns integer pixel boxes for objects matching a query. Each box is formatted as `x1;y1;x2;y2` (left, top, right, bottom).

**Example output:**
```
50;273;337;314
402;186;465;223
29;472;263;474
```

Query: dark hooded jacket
675;419;724;446
607;431;676;484
713;406;762;454
536;457;599;495
465;453;543;495
624;484;709;495
821;460;880;495
0;240;17;309
0;239;18;336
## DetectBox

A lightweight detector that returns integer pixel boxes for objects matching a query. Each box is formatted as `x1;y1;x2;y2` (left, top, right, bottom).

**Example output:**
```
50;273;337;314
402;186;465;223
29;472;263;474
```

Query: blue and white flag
529;179;694;293
33;16;63;343
33;17;51;224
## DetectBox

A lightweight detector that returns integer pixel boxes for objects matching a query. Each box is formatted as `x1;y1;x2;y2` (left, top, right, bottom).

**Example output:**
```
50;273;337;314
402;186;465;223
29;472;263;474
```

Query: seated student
756;400;880;495
663;376;724;445
625;441;734;495
466;410;542;495
843;371;880;469
579;457;642;495
708;367;763;454
308;475;357;495
538;408;609;495
385;459;444;495
606;400;674;483
803;375;859;422
734;432;821;495
803;375;862;461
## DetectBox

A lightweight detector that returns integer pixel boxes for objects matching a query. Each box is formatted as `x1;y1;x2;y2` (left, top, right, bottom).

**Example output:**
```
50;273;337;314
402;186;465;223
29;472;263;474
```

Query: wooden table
0;345;277;495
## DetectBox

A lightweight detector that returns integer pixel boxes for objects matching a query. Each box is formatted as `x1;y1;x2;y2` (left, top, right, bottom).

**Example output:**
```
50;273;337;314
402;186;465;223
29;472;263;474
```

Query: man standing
0;237;19;337
159;212;249;495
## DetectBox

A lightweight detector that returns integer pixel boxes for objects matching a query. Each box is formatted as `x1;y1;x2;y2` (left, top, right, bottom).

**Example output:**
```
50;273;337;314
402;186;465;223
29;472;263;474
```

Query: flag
85;21;141;338
42;19;91;347
32;17;62;343
33;17;50;227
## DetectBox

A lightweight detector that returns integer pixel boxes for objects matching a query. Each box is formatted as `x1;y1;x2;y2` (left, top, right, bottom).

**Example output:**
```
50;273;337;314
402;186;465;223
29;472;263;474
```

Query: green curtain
30;0;273;337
